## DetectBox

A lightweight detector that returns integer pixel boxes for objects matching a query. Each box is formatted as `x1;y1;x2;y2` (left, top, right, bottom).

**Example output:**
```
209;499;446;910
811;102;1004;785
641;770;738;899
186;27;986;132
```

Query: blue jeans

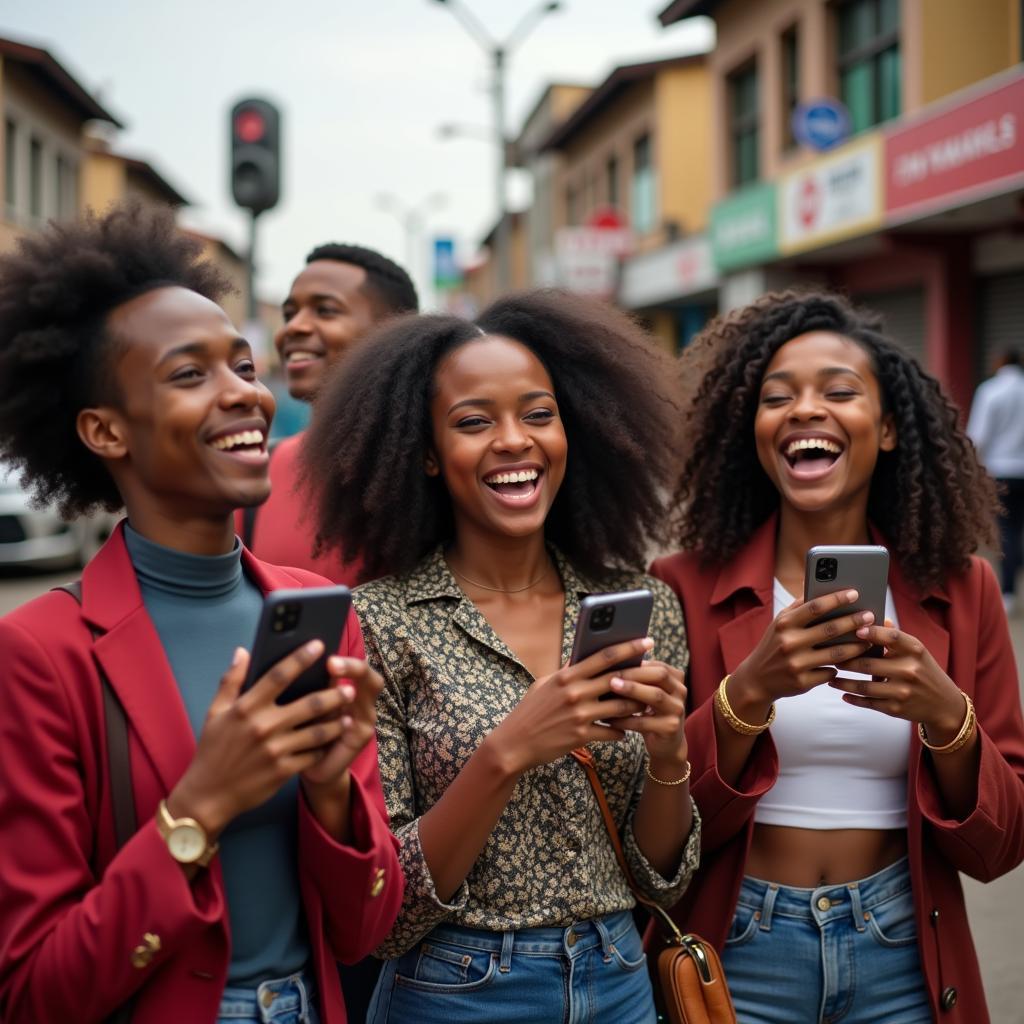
721;857;931;1023
368;909;657;1024
217;969;320;1023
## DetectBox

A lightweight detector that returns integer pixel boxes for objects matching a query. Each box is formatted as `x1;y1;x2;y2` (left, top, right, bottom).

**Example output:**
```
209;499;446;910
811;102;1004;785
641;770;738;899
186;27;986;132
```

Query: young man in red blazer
0;205;401;1024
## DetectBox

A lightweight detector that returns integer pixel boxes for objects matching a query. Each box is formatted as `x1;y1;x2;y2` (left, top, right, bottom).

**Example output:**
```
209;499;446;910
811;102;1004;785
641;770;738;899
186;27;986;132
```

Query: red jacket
0;524;401;1024
234;434;364;587
651;517;1024;1023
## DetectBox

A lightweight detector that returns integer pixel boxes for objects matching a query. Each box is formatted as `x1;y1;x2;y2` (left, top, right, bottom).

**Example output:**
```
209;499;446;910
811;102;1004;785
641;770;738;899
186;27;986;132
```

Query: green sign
710;182;778;271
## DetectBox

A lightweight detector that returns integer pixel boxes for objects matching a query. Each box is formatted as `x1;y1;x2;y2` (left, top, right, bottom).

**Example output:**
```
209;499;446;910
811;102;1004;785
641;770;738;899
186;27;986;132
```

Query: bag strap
570;746;686;946
54;581;136;1024
240;436;282;549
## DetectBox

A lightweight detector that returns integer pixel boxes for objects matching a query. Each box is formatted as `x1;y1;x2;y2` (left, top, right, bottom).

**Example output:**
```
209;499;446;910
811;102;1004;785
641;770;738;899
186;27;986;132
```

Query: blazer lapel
80;524;197;795
719;603;774;674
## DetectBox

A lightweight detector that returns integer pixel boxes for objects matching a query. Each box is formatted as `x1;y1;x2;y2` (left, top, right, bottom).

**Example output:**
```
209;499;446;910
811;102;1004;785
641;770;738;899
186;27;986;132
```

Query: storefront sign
885;70;1024;222
619;235;716;308
710;182;778;271
779;135;883;254
554;225;633;297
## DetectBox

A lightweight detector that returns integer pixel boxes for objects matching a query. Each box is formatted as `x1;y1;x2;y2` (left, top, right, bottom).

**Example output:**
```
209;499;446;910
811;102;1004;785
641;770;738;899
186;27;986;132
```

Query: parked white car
0;461;118;571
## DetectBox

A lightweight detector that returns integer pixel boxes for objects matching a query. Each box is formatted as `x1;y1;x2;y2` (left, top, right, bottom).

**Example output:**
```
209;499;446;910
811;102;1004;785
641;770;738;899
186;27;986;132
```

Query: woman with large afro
651;289;1024;1023
302;290;701;1023
0;203;400;1024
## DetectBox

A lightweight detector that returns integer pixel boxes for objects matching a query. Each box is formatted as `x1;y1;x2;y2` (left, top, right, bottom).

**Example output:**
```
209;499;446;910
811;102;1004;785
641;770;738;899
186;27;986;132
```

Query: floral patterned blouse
354;546;701;958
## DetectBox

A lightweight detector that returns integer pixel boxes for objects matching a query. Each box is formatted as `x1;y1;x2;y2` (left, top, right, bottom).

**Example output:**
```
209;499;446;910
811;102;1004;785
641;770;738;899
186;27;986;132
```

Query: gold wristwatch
155;799;218;867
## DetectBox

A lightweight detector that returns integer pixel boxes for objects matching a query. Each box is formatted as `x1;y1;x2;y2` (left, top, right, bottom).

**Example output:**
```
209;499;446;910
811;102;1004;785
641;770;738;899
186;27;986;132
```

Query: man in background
967;348;1024;614
241;243;418;584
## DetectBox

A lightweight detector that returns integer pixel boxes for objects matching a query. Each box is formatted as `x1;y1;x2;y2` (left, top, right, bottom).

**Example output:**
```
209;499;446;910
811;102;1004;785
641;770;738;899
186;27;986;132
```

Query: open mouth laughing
780;435;845;480
482;465;544;506
207;423;269;464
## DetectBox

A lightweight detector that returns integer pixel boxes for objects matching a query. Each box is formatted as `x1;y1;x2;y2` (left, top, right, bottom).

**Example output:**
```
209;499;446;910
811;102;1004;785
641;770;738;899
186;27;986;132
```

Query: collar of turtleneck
123;522;244;600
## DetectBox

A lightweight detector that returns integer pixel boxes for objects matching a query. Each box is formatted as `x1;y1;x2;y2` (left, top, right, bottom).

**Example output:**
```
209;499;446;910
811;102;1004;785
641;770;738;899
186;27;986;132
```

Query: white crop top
752;580;910;830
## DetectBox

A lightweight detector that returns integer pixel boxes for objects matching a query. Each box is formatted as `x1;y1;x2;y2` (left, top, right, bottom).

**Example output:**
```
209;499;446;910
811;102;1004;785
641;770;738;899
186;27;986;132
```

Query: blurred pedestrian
303;291;701;1023
652;291;1024;1024
967;348;1024;614
0;205;400;1024
239;244;417;585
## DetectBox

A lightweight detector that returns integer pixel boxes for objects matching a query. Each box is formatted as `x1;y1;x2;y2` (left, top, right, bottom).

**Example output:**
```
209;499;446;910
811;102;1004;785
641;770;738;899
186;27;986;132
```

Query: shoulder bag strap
54;581;136;1024
569;746;685;944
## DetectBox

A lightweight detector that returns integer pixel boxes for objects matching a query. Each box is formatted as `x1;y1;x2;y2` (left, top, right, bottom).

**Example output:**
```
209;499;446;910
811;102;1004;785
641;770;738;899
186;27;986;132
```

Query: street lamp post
375;191;447;304
429;0;562;294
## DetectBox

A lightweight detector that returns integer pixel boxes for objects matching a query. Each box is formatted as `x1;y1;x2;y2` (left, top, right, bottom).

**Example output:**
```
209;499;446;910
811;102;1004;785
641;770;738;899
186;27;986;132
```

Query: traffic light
230;98;281;214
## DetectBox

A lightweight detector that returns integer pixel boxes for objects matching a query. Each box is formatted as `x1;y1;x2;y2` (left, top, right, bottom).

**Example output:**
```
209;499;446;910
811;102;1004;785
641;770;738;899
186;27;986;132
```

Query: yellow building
0;36;120;253
659;0;1024;412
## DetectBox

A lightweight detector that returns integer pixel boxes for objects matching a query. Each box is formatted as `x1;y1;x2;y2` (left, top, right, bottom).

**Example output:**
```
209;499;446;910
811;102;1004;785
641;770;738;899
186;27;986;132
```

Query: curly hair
0;202;231;517
672;289;1000;591
305;242;418;316
302;289;682;581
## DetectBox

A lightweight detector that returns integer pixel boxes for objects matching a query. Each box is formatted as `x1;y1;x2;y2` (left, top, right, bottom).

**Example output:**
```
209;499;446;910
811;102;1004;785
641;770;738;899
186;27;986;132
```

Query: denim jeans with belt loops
721;857;931;1024
216;968;320;1024
367;909;658;1024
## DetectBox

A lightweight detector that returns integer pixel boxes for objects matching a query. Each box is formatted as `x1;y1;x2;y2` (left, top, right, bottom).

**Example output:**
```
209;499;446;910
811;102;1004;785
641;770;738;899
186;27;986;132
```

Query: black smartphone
241;586;352;705
570;589;654;698
804;545;889;648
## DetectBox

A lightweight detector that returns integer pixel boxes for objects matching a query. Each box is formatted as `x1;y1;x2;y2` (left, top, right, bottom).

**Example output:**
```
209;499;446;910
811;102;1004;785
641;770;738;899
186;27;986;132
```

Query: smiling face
274;259;378;401
426;335;568;544
89;286;275;521
754;331;897;515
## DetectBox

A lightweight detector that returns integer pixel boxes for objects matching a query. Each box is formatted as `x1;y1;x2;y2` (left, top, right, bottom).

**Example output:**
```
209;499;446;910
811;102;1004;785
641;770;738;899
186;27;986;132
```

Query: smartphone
803;545;888;648
570;590;654;697
241;586;351;705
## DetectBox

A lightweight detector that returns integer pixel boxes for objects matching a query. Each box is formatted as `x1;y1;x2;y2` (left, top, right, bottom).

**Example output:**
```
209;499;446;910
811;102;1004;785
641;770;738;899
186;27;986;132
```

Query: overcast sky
1;1;712;308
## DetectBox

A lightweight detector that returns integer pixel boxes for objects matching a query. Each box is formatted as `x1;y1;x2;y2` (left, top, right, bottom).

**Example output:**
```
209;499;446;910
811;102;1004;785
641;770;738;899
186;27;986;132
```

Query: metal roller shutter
977;272;1024;381
854;288;928;370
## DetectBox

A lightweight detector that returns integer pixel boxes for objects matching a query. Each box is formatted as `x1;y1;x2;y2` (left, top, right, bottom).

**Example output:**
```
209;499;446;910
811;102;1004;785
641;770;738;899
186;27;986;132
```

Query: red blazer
0;524;401;1024
651;516;1024;1024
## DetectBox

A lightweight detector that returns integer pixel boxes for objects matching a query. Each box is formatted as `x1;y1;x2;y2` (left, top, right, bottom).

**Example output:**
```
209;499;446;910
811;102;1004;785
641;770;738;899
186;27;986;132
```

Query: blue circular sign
792;99;851;151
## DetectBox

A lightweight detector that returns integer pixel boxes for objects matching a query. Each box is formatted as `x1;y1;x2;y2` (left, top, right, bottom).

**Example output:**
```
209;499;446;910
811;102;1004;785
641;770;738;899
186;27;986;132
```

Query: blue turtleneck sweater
124;524;310;986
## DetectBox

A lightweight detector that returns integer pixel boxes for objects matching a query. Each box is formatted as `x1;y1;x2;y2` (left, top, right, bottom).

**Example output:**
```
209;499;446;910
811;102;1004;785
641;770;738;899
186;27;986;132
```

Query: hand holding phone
803;545;888;649
242;586;352;705
570;589;654;684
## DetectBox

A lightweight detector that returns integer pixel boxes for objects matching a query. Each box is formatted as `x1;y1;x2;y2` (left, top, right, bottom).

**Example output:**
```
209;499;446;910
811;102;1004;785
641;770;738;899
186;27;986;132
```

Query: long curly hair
302;289;682;581
672;289;1000;591
0;203;230;517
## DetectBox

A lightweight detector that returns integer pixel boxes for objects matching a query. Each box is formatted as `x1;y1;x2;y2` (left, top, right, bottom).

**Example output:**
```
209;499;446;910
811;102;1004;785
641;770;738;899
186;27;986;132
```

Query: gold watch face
167;823;206;863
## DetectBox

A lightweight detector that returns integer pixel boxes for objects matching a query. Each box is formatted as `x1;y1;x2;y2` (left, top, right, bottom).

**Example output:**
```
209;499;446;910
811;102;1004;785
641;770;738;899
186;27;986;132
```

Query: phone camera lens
815;558;838;583
591;606;616;631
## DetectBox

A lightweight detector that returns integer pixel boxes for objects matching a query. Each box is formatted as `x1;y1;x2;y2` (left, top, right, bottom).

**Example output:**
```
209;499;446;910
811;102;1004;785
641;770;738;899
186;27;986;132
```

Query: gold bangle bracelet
918;691;976;754
715;674;776;736
645;760;692;786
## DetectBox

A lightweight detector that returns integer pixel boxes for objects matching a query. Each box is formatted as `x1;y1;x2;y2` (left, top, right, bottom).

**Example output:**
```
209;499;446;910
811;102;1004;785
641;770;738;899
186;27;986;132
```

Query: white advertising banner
779;135;884;255
555;227;633;297
619;235;716;308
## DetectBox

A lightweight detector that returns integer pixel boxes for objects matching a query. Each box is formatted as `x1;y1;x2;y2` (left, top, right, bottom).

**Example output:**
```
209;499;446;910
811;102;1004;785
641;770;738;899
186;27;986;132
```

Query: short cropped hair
305;242;418;317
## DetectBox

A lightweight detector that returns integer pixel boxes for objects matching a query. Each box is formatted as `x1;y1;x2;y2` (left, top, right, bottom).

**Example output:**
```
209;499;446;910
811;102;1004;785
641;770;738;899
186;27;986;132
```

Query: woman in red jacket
652;290;1024;1024
0;205;400;1024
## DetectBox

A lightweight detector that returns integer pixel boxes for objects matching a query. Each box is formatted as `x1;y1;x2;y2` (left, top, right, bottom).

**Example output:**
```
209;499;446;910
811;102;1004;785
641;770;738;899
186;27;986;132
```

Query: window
29;137;43;218
729;61;759;187
631;133;656;233
4;119;16;210
606;154;619;209
566;182;579;226
837;0;900;133
56;154;77;220
781;25;800;151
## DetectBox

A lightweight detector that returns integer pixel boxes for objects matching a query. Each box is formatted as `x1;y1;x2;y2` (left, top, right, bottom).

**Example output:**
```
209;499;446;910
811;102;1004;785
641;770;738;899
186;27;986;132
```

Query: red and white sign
885;71;1024;222
779;135;883;254
555;214;633;298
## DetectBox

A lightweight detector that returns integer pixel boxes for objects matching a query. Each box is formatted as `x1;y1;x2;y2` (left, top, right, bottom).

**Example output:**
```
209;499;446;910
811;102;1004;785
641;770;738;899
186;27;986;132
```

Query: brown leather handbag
571;747;737;1024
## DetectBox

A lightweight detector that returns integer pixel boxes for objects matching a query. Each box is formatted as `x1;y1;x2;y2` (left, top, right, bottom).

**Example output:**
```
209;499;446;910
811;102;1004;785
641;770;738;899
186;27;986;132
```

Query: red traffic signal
230;98;281;214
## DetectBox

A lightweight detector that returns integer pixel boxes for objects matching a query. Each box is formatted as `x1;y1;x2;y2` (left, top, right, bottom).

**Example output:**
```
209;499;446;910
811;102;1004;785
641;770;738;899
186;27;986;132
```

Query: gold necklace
447;560;552;594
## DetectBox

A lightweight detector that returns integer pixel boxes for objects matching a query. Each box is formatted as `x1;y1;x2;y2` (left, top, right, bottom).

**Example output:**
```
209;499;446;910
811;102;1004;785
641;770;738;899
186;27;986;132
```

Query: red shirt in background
235;433;364;587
